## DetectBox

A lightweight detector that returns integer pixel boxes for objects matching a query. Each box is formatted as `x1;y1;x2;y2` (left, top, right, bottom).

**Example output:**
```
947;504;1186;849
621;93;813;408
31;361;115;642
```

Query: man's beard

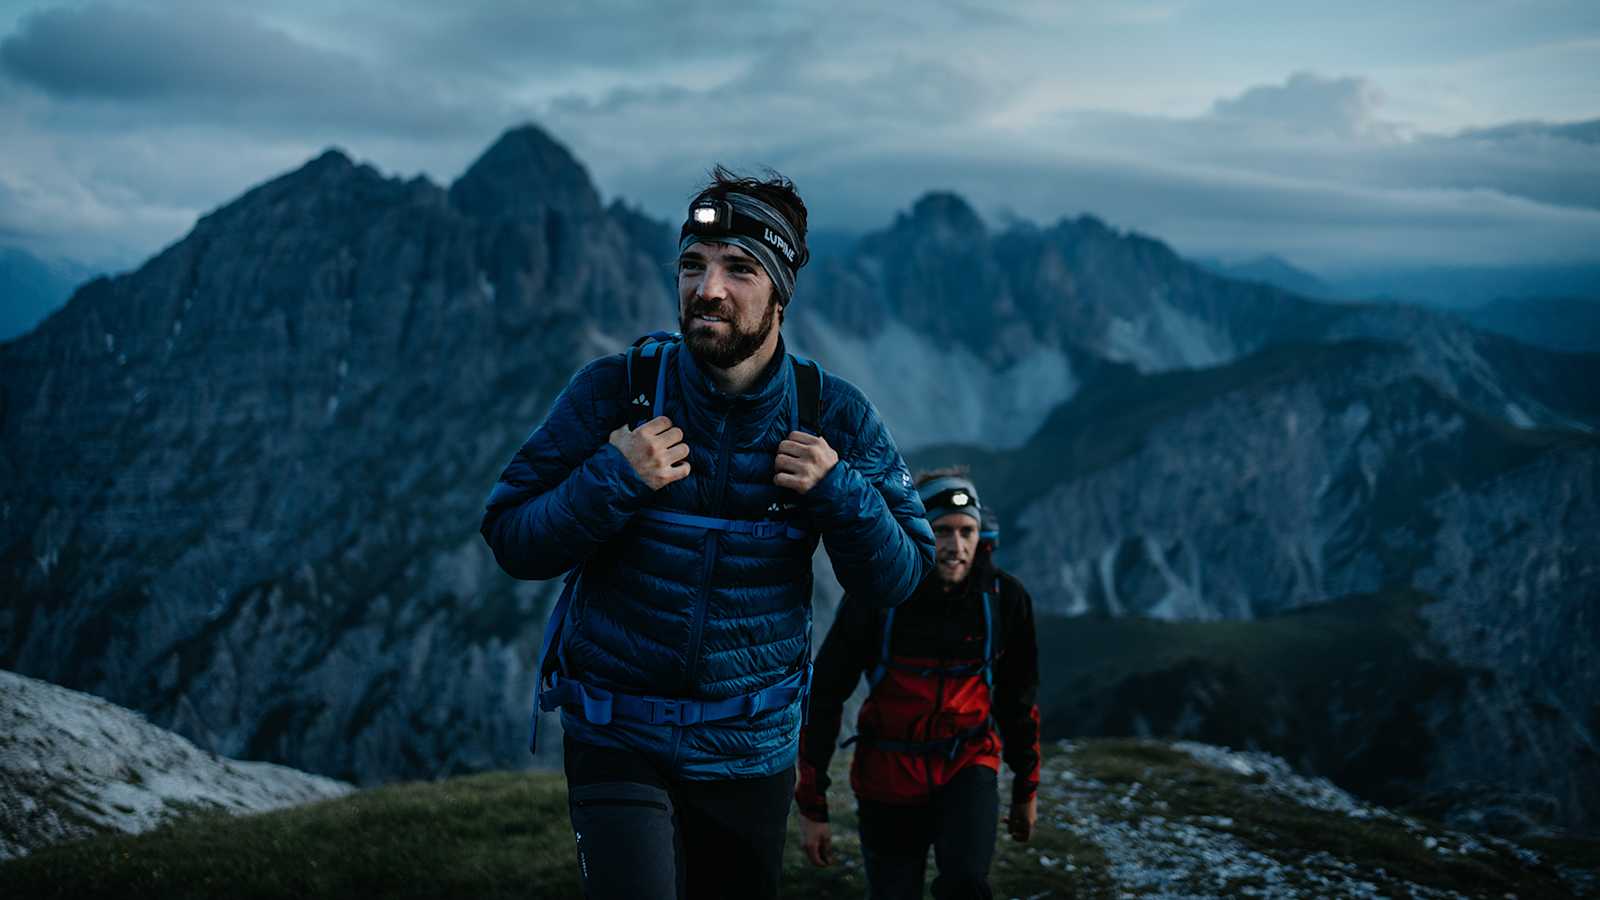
680;296;780;370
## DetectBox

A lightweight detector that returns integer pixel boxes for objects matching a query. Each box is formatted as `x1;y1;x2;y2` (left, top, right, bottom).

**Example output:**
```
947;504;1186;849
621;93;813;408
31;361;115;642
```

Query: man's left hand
773;432;838;494
1005;795;1037;843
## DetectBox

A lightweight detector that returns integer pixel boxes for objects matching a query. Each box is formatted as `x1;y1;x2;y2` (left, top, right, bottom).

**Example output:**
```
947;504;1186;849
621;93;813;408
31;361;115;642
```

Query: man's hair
914;465;971;489
691;165;809;261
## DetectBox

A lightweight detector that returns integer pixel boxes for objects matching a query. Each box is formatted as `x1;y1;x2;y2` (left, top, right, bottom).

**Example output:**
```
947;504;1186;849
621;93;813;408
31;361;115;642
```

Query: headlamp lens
951;492;970;506
693;206;718;225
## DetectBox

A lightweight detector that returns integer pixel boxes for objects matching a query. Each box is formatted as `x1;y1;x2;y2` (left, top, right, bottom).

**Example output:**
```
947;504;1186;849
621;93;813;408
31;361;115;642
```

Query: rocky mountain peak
902;190;987;243
448;123;602;223
262;147;371;198
306;147;354;171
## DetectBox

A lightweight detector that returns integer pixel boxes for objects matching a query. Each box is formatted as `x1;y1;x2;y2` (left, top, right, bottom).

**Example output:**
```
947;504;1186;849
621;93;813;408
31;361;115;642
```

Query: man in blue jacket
481;166;934;899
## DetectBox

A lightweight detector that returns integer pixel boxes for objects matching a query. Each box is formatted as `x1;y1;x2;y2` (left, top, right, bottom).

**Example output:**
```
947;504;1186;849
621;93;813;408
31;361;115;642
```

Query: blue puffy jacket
482;337;934;779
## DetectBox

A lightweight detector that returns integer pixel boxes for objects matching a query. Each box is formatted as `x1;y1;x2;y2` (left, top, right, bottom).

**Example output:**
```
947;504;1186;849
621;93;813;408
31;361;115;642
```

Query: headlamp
917;475;984;526
925;487;976;514
688;199;733;233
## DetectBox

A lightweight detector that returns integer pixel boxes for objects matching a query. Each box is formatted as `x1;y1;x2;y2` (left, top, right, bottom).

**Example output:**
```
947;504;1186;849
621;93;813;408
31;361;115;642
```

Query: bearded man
482;166;934;899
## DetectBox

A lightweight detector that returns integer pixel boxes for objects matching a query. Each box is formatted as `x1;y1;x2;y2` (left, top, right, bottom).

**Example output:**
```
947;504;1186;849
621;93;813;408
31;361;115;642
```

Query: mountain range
2;123;1595;833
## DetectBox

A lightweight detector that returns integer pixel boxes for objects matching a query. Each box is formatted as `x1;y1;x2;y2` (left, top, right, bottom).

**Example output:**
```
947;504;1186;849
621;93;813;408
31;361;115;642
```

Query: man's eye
679;260;702;272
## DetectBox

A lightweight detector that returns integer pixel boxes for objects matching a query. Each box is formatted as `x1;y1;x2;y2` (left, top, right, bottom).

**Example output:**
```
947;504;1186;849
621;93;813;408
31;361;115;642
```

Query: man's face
932;513;980;586
677;241;781;370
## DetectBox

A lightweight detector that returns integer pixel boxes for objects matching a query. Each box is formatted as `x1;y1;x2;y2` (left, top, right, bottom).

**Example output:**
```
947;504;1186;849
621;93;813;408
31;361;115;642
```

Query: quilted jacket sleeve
480;355;654;581
795;594;876;822
805;377;935;609
993;573;1042;805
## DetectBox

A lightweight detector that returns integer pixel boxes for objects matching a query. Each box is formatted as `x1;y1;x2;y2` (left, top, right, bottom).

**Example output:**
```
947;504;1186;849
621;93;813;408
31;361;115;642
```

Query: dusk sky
1;0;1597;274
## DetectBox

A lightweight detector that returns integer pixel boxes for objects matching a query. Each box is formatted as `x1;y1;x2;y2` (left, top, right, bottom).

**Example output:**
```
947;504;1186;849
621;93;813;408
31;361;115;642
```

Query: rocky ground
971;740;1598;899
0;669;352;860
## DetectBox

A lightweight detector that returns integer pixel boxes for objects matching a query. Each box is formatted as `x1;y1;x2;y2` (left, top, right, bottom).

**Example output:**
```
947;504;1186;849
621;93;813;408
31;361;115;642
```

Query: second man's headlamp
918;476;983;526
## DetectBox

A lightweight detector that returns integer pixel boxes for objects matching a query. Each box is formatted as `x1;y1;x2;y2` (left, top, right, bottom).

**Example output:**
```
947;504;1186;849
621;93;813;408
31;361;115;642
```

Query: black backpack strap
793;357;822;435
624;332;679;427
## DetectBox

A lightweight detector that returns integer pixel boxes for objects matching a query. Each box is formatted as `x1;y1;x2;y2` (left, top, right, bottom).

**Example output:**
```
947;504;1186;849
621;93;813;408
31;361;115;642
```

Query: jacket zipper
682;411;734;695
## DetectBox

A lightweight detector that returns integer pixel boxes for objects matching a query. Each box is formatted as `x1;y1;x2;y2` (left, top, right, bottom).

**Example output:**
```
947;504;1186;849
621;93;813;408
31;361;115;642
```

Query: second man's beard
681;297;779;371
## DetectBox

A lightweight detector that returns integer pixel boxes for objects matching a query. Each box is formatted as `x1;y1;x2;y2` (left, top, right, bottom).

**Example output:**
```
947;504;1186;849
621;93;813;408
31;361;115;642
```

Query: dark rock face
950;341;1594;621
1;127;1594;831
803;201;1341;373
1;129;671;782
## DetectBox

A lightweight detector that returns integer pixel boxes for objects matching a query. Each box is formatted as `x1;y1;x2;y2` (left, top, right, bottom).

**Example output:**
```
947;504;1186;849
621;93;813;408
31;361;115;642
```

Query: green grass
1;772;581;900
5;740;1591;899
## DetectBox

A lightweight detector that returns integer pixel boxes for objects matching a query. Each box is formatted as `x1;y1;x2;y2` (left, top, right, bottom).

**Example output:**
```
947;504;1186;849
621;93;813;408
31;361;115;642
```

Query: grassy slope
4;740;1594;899
1034;590;1478;808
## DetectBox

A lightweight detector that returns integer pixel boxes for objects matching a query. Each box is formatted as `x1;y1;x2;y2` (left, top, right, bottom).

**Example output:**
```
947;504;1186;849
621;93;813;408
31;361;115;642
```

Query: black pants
857;765;999;900
562;735;796;900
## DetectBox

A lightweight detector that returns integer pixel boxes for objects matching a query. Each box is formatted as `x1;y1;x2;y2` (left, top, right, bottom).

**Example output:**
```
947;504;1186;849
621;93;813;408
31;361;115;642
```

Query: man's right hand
799;816;835;868
609;416;690;490
800;813;838;864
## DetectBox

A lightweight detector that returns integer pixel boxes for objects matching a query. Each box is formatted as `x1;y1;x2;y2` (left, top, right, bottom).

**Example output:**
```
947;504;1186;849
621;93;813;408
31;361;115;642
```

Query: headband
678;192;807;305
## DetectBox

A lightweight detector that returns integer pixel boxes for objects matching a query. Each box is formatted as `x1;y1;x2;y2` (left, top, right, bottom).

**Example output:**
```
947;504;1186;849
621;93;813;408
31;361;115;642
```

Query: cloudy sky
1;0;1597;274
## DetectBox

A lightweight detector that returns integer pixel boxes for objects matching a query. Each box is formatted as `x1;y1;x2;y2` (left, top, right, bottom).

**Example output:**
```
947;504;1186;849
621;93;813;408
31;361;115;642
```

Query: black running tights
562;735;796;900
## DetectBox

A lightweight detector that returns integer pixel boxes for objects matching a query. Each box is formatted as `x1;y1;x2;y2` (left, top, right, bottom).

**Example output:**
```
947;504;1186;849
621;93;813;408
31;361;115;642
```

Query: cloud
1457;119;1600;145
0;2;1595;276
547;67;1600;270
776;141;1600;272
1210;71;1397;139
348;2;806;81
0;3;494;136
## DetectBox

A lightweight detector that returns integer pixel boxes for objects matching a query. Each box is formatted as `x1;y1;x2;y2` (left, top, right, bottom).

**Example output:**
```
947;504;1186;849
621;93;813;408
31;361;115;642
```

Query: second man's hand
610;416;690;489
773;431;838;494
799;816;835;868
1004;795;1038;843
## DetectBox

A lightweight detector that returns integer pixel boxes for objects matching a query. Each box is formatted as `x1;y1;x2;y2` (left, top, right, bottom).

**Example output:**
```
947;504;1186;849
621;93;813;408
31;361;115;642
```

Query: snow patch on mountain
0;669;352;860
792;314;1077;451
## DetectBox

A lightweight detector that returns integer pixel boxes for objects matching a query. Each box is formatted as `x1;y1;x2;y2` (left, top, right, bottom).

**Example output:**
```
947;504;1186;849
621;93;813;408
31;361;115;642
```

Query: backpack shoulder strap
980;577;998;688
792;356;822;435
866;606;895;691
625;332;679;427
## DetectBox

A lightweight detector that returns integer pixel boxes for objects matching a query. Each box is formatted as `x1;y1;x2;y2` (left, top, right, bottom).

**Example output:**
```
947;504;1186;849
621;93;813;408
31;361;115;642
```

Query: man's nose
696;266;728;299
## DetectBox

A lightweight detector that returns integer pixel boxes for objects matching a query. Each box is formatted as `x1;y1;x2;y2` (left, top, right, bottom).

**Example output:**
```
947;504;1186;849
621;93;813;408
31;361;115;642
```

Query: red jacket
796;554;1040;819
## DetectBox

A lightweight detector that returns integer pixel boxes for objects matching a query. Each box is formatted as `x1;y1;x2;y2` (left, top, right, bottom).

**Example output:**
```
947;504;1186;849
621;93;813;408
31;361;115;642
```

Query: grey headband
678;192;803;305
917;475;983;525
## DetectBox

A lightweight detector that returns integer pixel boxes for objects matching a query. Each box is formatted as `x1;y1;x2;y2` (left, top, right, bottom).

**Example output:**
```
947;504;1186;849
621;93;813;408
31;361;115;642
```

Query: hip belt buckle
645;697;700;726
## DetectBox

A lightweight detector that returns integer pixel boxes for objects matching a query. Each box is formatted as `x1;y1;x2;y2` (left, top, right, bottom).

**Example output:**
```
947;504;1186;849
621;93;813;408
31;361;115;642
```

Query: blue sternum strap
636;507;808;541
541;665;810;727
